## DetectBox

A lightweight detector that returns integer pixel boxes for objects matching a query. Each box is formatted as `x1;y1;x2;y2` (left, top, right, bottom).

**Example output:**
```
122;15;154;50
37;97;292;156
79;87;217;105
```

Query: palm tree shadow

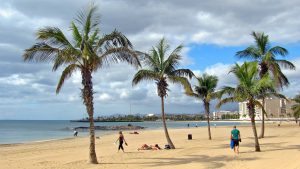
137;155;259;168
124;152;143;154
238;143;299;154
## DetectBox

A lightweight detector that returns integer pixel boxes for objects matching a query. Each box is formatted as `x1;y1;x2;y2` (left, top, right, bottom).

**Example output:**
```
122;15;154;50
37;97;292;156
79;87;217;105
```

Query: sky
0;0;300;120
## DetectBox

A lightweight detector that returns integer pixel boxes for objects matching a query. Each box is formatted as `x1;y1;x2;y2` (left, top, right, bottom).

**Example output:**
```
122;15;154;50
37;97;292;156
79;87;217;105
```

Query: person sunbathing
138;144;161;150
130;131;139;134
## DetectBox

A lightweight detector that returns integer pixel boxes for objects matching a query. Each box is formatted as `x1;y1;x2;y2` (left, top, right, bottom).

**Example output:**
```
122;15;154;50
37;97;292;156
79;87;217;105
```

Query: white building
239;97;295;120
212;110;239;120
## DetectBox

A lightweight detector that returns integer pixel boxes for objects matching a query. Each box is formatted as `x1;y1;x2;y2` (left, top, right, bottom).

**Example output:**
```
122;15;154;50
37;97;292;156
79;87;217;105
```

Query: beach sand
1;123;300;169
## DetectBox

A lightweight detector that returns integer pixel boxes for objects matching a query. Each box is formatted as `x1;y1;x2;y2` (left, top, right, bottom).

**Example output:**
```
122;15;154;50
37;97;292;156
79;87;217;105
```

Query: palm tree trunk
161;96;175;149
82;69;98;164
248;102;261;152
204;101;212;140
259;98;265;139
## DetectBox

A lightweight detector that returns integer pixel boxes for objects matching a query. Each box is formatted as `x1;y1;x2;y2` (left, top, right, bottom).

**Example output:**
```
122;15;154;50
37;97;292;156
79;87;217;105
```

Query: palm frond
236;46;260;59
268;63;290;87
168;75;193;94
275;60;296;70
70;22;82;48
76;3;99;39
89;28;100;45
98;47;140;69
52;47;81;71
170;69;194;79
56;64;81;94
97;30;133;50
23;43;59;62
149;47;162;71
252;31;269;54
37;27;73;47
269;46;288;56
163;44;183;72
157;38;169;65
132;70;160;86
218;86;235;97
140;52;160;71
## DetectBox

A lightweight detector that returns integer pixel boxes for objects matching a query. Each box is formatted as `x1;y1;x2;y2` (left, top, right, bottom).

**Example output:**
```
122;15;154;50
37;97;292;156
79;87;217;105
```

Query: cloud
97;93;112;101
282;57;300;97
0;0;300;119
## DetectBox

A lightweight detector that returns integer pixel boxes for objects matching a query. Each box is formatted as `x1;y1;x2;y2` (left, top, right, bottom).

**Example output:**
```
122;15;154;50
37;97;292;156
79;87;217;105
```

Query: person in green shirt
231;126;241;154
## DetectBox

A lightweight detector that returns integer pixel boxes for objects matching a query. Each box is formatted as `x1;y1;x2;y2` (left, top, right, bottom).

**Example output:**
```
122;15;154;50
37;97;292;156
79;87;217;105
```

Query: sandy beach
1;123;300;169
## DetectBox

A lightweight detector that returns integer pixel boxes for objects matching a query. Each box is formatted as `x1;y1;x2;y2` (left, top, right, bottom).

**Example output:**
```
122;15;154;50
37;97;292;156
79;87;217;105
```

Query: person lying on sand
130;131;139;134
138;144;161;150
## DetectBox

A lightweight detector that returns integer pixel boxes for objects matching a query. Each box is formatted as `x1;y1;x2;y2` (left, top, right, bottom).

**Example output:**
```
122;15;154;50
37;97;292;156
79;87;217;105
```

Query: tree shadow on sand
100;155;258;168
101;155;258;168
209;141;291;152
133;155;259;168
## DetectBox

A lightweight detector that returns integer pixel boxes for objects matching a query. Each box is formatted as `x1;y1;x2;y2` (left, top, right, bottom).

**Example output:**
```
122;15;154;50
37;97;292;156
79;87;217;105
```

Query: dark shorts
233;139;239;147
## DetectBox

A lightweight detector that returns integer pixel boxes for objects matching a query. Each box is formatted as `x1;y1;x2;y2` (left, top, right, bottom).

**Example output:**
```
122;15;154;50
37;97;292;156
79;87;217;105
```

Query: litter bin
188;134;192;140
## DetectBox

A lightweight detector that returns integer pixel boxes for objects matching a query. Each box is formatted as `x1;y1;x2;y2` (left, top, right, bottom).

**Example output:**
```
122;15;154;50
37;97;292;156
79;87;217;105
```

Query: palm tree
236;31;295;138
187;74;218;140
132;38;193;149
23;4;139;164
292;93;300;126
217;62;276;152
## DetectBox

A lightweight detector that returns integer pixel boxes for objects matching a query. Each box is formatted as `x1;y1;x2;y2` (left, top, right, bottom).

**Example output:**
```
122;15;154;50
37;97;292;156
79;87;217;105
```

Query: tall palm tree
236;31;295;138
132;38;193;149
292;93;300;126
187;74;218;140
217;62;276;152
23;4;139;164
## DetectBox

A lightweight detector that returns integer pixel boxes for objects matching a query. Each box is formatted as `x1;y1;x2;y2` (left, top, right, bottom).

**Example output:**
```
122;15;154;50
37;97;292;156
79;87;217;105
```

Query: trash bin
188;134;192;140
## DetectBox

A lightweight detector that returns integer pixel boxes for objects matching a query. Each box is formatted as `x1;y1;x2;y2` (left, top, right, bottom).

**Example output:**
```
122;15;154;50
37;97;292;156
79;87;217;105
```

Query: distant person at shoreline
73;130;78;137
187;123;190;128
115;131;127;152
230;125;241;154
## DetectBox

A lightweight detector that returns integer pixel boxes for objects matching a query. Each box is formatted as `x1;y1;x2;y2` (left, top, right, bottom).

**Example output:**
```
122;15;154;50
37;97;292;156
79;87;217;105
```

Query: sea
0;120;245;144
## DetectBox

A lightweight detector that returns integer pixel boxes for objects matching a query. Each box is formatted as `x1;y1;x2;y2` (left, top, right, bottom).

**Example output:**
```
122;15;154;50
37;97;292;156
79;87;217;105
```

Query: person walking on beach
231;126;241;154
115;131;127;152
73;129;78;137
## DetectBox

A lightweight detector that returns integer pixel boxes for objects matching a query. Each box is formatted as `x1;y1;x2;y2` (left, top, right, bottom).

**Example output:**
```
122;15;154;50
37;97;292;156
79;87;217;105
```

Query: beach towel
230;139;234;149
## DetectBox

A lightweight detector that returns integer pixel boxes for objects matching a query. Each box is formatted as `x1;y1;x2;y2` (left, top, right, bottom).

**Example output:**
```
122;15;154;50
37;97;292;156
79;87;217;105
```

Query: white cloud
282;58;300;98
68;94;79;102
0;74;34;86
204;63;236;87
97;93;112;101
71;71;82;84
1;0;300;119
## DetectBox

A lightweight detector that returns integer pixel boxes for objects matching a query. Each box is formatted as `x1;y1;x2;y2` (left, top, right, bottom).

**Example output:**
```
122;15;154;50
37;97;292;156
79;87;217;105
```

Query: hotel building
239;97;296;120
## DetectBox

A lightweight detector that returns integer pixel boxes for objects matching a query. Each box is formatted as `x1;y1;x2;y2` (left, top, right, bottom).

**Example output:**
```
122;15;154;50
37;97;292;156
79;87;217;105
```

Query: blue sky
1;0;300;120
187;43;300;70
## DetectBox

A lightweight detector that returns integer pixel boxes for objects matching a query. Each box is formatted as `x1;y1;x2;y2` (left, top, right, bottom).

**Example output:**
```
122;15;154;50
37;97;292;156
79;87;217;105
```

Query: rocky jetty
74;124;145;131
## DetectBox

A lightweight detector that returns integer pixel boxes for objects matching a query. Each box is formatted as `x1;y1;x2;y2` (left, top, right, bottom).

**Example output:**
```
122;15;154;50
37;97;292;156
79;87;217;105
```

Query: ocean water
0;120;243;144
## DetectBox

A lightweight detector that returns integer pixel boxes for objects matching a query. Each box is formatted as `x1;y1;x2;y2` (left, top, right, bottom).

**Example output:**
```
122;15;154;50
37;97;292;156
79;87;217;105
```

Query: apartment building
239;97;296;120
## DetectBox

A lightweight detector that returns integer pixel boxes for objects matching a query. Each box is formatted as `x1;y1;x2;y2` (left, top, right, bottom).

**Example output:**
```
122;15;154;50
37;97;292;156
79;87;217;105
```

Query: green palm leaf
236;31;295;88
